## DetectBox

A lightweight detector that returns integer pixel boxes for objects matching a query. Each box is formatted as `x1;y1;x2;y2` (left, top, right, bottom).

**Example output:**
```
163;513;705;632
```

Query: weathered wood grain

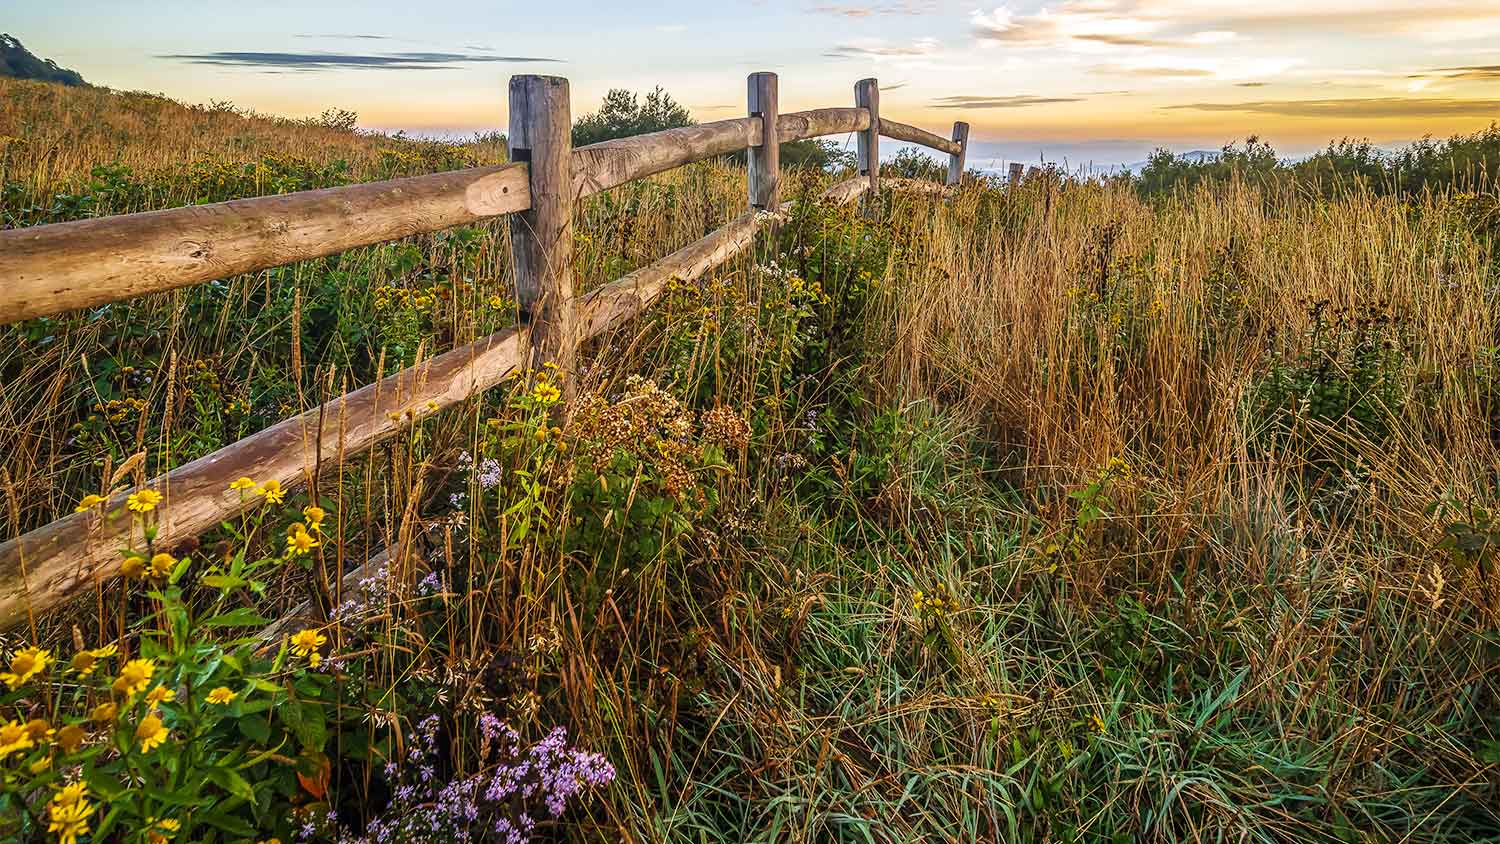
0;164;530;325
572;118;761;198
855;80;880;197
879;118;962;156
776;108;871;143
948;121;970;185
821;177;872;206
747;72;780;210
508;75;578;380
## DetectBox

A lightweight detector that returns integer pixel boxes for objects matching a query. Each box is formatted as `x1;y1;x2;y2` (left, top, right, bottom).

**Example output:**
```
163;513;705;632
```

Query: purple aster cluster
326;713;615;844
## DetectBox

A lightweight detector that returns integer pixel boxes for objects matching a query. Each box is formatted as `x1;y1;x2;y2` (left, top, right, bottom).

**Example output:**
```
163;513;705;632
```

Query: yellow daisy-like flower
48;796;93;844
229;476;256;491
286;527;319;556
206;686;237;705
55;724;86;754
112;658;155;698
146;817;181;844
52;782;89;806
69;643;117;677
126;489;162;513
121;555;146;580
1;646;51;689
302;505;326;531
288;628;327;666
259;479;286;504
90;702;118;725
149;552;177;580
25;718;54;743
135;713;169;752
145;685;176;707
0;718;34;758
74;494;107;513
530;382;561;406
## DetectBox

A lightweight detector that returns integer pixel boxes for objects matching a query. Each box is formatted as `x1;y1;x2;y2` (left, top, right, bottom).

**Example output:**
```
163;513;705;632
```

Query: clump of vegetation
1;78;1499;844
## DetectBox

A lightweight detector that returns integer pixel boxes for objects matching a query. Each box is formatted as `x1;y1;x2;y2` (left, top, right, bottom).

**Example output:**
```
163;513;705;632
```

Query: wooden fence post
748;72;779;210
948;121;969;186
508;75;577;386
855;78;879;196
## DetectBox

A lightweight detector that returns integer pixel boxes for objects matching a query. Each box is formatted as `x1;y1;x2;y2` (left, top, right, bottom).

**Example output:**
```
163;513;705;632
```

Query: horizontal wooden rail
573;116;761;198
0;164;531;324
879;118;961;156
0;174;880;628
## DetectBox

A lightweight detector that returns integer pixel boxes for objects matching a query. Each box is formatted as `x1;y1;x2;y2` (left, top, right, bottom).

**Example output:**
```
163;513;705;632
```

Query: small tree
572;87;694;146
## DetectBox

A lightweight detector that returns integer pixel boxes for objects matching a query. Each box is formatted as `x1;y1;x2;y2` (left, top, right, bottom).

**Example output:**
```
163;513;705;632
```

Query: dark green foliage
0;33;85;86
1138;125;1500;198
571;87;695;146
1137;137;1279;197
883;146;947;181
1248;301;1414;473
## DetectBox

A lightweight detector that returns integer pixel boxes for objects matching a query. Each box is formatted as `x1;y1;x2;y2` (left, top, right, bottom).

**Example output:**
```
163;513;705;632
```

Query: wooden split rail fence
0;73;969;628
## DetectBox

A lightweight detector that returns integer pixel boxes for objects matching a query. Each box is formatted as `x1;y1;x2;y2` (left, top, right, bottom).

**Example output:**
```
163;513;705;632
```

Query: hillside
0;74;505;225
0;33;85;86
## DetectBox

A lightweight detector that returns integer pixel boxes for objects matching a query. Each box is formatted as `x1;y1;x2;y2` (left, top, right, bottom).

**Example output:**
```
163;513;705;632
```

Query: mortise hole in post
511;148;533;163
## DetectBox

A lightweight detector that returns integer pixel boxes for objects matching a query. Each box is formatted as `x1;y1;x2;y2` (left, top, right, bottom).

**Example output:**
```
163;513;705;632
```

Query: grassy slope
1;79;1498;843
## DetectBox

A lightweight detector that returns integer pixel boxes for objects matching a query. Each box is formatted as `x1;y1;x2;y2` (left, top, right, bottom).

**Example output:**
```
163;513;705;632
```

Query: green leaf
198;810;258;838
200;607;270;627
200;574;249;592
83;768;127;799
239;715;272;745
204;766;257;803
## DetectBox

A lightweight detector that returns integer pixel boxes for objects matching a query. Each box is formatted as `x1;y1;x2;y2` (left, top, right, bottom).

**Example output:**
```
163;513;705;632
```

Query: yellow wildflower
229;476;256;491
90;702;118;725
303;505;326;531
206;686;237;705
286;527;319;556
48;796;93;844
259;478;286;504
25;718;54;744
52;782;89;806
288;628;327;666
145;685;176;707
149;552;177;580
136;713;169;752
74;494;107;513
530;381;561;406
69;643;117;677
112;658;155;698
147;817;181;843
1;646;51;689
121;555;146;580
56;724;86;754
0;719;34;758
126;489;162;513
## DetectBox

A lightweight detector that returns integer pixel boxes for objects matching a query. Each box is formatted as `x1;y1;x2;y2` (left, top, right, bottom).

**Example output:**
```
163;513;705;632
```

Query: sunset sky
12;0;1500;170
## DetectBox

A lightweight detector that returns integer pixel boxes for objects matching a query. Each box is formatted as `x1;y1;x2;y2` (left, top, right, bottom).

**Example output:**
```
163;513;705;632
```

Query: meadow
1;75;1498;843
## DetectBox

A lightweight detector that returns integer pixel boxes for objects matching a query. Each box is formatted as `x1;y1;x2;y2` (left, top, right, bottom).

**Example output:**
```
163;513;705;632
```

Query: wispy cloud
932;94;1081;109
824;38;940;59
158;51;562;71
1166;96;1500;118
294;33;397;41
812;1;938;17
1414;64;1500;81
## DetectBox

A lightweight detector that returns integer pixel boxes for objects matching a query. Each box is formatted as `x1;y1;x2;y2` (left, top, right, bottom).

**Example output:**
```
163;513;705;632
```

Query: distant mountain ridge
1;33;86;86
